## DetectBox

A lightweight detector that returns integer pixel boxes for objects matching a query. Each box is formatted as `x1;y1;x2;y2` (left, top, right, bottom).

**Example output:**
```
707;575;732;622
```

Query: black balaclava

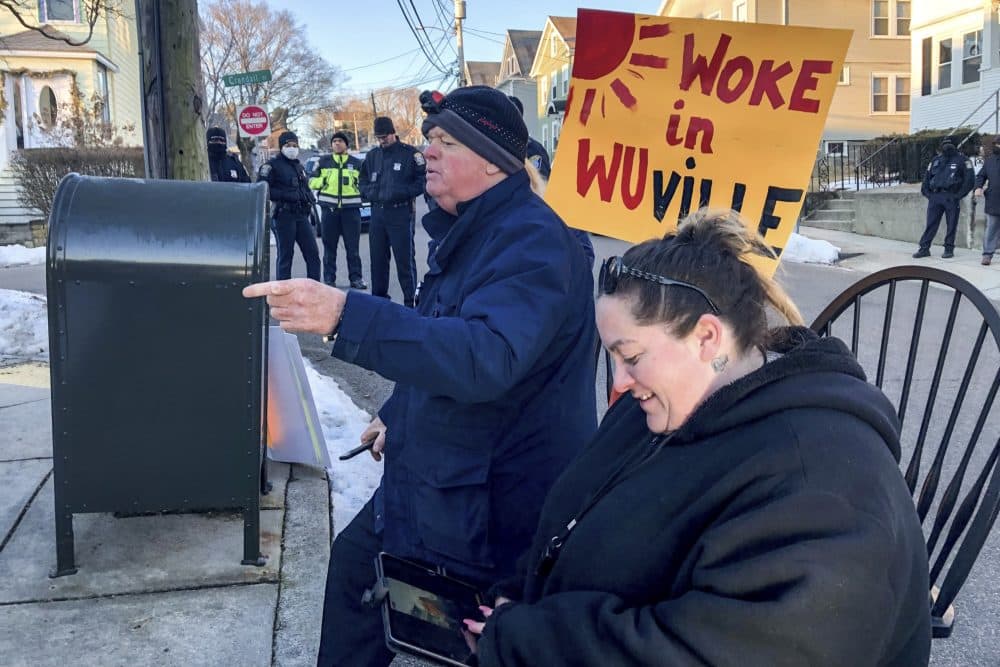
207;127;227;160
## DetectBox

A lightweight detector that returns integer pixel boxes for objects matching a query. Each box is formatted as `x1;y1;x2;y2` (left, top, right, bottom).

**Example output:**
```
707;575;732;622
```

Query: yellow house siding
662;0;911;141
0;4;142;144
530;24;573;117
666;0;754;20
104;11;142;136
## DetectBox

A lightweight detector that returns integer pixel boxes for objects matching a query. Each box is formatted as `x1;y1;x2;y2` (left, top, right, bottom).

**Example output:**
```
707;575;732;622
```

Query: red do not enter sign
237;104;270;138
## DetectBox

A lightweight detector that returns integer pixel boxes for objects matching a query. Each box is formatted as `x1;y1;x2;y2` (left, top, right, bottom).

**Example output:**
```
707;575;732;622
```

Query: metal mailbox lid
46;174;270;513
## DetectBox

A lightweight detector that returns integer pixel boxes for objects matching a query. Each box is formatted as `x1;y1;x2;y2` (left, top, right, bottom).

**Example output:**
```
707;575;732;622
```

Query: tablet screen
380;553;482;665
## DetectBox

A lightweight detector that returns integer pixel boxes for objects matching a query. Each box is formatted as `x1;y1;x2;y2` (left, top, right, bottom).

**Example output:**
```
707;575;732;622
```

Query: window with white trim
939;39;952;89
872;74;909;114
895;76;910;111
561;64;569;96
96;64;110;124
553;120;561;150
873;0;909;37
38;0;78;22
963;30;982;84
542;125;549;152
732;1;747;21
550;35;559;57
838;66;851;85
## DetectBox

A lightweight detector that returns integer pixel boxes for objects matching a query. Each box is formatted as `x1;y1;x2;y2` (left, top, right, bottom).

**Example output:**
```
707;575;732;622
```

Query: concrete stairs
805;195;855;232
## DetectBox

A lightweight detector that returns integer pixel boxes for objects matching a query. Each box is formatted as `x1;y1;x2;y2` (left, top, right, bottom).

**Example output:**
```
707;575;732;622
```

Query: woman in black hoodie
465;210;931;666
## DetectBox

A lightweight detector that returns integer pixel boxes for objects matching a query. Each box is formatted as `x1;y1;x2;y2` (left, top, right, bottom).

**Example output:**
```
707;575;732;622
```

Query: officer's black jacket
209;154;250;183
921;149;972;198
359;141;426;205
259;154;314;210
526;137;551;179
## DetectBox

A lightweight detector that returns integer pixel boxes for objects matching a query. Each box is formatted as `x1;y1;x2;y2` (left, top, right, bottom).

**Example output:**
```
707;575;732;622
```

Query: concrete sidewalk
0;370;332;667
799;224;1000;302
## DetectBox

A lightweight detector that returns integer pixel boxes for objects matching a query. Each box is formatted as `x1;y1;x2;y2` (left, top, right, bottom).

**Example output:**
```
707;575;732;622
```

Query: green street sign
223;69;272;87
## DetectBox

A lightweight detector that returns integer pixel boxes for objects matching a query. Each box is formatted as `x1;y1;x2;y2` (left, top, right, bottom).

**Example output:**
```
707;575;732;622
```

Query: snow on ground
303;361;382;536
0;289;48;360
783;232;840;265
0;245;46;268
0;286;379;534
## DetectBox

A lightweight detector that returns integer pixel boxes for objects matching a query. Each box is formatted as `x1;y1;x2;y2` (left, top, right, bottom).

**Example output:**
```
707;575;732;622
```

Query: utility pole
135;0;208;180
352;114;361;151
455;0;466;87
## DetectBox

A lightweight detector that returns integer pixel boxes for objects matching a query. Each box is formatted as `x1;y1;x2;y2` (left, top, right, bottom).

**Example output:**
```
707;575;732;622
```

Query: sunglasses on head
599;256;720;314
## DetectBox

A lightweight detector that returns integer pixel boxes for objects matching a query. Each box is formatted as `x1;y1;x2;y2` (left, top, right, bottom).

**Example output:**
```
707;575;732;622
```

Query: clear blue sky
276;0;659;93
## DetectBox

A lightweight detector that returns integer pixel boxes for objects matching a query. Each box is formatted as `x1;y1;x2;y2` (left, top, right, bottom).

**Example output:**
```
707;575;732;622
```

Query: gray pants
985;213;1000;256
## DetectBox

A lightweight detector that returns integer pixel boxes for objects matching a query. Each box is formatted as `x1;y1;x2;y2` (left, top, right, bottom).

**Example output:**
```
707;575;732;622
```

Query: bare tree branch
0;0;125;47
200;0;344;134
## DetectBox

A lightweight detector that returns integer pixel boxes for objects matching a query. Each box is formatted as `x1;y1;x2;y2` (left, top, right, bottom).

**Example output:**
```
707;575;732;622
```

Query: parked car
305;153;371;233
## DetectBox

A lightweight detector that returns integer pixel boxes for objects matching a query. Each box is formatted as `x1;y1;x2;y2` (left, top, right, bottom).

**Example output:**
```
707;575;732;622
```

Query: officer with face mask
259;130;320;281
206;127;250;183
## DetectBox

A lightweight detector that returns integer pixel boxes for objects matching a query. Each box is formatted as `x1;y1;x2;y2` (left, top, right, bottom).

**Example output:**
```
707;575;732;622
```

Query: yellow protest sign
545;9;851;274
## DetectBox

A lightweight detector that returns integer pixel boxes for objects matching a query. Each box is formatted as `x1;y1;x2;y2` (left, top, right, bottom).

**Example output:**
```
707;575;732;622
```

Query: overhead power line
342;48;422;72
396;0;451;75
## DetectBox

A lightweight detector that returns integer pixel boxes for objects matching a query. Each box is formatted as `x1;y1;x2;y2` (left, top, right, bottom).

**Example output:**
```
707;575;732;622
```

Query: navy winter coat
259;153;314;213
332;170;597;583
359;141;426;205
975;154;1000;215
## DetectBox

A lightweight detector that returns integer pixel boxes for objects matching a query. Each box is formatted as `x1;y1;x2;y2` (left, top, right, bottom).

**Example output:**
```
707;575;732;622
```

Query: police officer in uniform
309;131;368;289
914;139;974;259
359;116;426;307
259;130;320;281
206;127;250;183
508;96;551;178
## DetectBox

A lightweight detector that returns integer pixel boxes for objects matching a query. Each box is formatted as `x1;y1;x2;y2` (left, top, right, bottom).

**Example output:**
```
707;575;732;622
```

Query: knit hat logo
419;86;528;174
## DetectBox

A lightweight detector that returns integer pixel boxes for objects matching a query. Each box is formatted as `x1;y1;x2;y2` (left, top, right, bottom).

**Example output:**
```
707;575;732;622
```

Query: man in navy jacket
244;86;597;667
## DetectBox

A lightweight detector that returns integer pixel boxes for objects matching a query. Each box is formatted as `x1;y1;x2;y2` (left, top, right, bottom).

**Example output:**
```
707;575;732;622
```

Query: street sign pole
222;69;272;87
223;70;272;174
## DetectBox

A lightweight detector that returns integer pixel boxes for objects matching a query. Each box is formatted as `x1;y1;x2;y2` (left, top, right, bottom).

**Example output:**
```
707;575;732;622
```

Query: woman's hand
461;598;512;654
360;417;387;461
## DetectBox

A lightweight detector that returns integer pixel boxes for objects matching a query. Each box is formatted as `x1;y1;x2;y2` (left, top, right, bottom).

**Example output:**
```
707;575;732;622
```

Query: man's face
376;133;397;147
208;136;226;149
423;126;499;214
332;138;348;154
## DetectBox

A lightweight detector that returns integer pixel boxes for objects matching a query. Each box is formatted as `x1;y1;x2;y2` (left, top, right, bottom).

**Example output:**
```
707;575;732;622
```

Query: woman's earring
711;354;729;374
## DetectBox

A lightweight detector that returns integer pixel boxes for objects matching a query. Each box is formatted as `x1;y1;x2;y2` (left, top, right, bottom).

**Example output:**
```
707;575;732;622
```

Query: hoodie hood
669;326;901;461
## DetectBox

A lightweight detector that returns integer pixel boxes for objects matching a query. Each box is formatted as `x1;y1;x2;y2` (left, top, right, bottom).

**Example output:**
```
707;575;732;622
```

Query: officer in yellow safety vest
308;131;368;289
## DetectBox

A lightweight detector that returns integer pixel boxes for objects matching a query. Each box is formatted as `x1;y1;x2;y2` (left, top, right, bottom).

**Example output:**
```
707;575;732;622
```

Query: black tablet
375;552;483;666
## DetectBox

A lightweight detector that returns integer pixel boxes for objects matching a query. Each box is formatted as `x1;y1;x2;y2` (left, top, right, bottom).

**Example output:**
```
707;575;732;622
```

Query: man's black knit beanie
420;86;528;174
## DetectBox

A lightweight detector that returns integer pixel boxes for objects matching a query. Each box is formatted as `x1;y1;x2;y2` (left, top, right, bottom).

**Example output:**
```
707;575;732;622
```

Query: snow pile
303;361;382;536
0;289;48;360
0;244;46;268
782;232;840;265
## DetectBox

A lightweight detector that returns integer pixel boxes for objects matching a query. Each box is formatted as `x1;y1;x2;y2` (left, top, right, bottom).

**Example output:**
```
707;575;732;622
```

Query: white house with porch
0;3;141;241
910;0;1000;135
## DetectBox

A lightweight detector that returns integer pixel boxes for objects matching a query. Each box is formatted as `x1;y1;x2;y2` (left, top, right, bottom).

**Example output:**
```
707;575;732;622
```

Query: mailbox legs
241;506;266;566
51;510;78;577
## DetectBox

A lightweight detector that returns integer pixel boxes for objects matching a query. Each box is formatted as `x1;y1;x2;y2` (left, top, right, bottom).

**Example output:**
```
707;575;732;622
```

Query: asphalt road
3;201;997;665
